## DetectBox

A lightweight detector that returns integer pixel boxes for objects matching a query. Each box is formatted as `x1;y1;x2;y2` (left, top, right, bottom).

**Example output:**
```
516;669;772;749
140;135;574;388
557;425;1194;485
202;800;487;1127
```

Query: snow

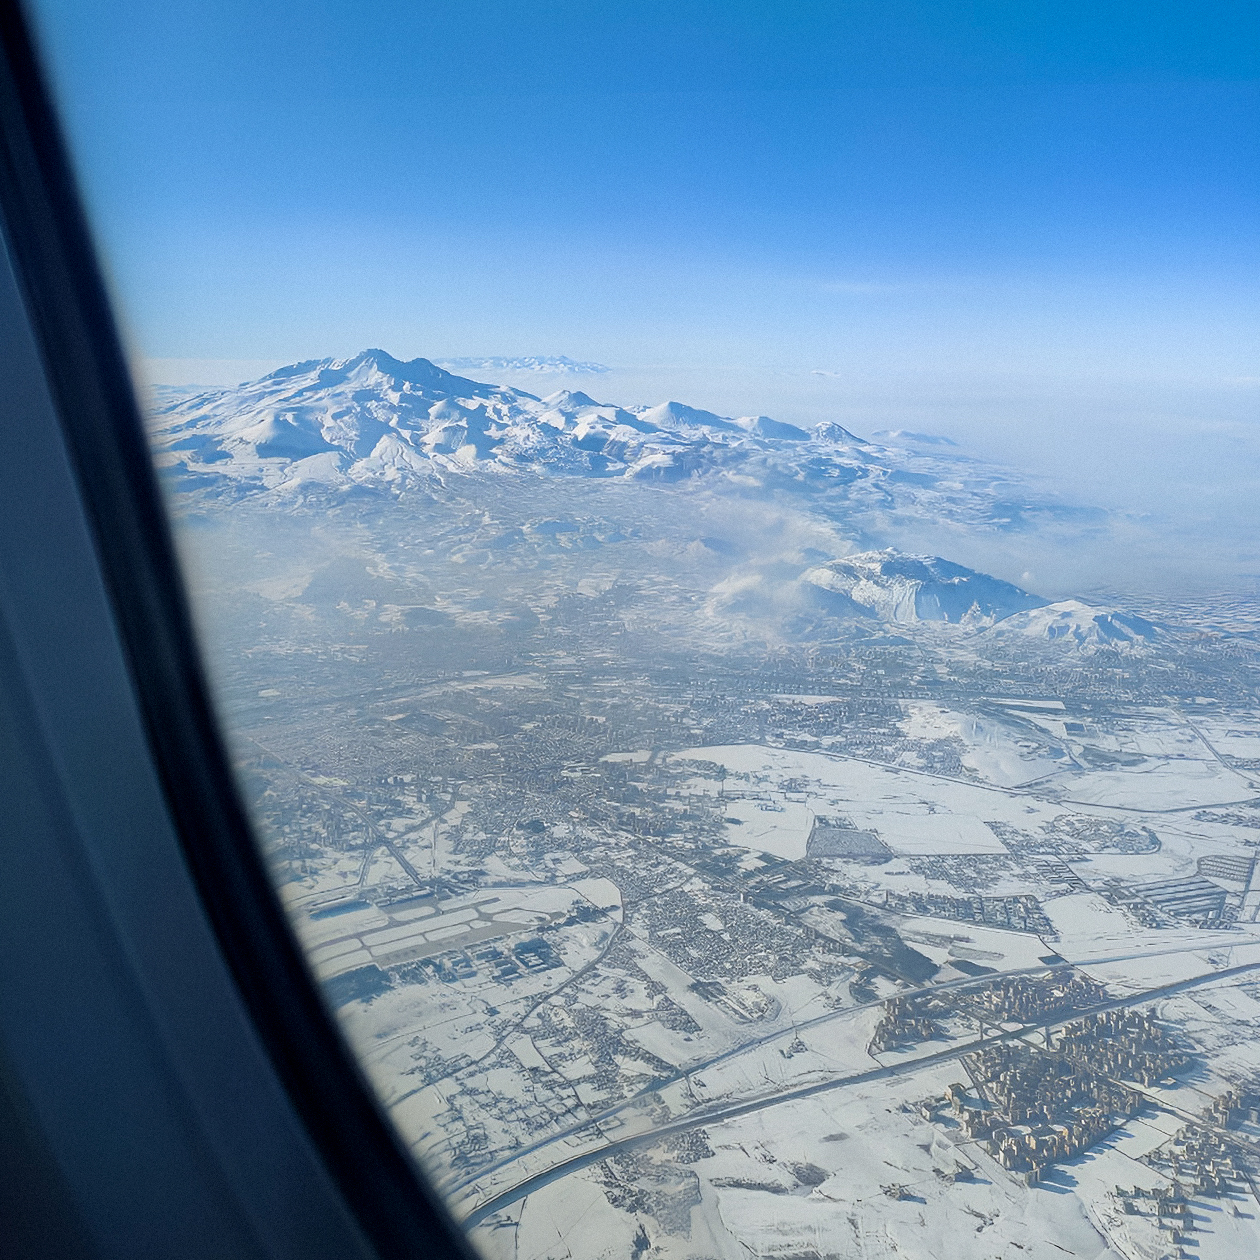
147;349;1085;565
802;549;1046;625
874;812;1010;855
718;795;814;859
1196;722;1260;761
674;745;1068;857
1056;758;1247;810
892;917;1051;972
899;700;1063;787
153;347;1260;1259
570;877;623;915
984;600;1158;650
692;1071;1122;1260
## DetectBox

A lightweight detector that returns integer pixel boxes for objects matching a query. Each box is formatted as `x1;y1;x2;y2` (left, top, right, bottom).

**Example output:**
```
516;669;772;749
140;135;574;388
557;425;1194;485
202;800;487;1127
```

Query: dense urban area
156;354;1260;1260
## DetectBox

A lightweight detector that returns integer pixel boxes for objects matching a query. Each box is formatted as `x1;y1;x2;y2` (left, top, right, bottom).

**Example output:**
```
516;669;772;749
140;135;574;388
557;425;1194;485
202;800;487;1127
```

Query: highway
456;955;1260;1227
444;933;1260;1199
247;735;433;891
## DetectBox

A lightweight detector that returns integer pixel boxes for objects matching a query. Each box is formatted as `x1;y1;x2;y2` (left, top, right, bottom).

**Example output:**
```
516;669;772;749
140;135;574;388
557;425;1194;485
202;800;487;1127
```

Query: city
157;356;1260;1260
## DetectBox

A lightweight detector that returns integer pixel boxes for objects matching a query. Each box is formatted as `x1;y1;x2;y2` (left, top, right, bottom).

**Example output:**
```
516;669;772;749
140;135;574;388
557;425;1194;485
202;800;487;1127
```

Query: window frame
0;3;473;1255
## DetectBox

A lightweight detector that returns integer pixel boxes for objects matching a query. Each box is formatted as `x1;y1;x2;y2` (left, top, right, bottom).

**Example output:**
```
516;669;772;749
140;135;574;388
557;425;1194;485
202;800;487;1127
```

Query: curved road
457;956;1260;1227
444;934;1260;1199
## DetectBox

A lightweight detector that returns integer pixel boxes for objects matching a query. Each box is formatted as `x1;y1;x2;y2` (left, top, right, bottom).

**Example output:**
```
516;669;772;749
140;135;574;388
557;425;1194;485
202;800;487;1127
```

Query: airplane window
22;1;1260;1257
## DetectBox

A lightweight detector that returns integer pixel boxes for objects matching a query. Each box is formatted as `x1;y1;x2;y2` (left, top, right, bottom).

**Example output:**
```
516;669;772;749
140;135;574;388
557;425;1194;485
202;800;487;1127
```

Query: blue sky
27;1;1260;553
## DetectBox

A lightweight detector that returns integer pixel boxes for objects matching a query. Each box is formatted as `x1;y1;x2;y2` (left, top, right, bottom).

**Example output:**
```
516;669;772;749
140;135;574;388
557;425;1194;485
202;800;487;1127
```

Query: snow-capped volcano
985;599;1159;647
433;355;610;375
801;550;1047;626
146;349;923;498
146;351;1163;657
150;349;512;472
147;349;1105;571
792;551;1159;650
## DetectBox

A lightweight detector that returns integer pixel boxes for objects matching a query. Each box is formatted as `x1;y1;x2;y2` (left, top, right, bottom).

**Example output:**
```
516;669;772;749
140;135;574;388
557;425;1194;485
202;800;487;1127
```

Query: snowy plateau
155;351;1260;1260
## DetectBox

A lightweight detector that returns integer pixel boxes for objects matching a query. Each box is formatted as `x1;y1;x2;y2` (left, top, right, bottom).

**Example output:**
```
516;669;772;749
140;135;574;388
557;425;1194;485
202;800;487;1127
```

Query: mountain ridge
146;350;1153;652
801;549;1048;626
148;349;966;510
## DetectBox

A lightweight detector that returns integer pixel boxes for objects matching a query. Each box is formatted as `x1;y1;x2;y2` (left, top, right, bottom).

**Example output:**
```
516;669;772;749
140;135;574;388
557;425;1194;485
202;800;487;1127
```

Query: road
444;933;1260;1199
456;956;1260;1227
754;739;1260;815
247;735;432;891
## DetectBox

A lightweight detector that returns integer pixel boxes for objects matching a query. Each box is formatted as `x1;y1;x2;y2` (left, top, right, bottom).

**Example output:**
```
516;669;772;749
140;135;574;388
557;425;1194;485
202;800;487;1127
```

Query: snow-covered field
154;351;1260;1260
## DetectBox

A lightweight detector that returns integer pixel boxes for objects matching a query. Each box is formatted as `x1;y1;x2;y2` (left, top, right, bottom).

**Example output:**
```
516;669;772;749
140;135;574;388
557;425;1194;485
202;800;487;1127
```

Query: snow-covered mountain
789;551;1159;651
801;550;1047;626
433;355;610;375
147;348;882;495
147;351;1163;655
984;599;1159;647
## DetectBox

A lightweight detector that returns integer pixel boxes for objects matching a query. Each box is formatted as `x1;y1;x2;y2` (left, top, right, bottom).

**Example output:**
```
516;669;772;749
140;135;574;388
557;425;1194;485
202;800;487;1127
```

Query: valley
155;351;1260;1260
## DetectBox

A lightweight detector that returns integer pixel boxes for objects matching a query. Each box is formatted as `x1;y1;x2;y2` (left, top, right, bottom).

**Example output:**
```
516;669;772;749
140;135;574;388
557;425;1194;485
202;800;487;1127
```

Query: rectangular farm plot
850;810;1008;855
806;817;891;859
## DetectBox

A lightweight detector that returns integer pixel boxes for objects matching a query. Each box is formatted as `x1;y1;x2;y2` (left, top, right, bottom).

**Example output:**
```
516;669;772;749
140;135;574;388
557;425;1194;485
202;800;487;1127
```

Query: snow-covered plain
147;350;1260;1260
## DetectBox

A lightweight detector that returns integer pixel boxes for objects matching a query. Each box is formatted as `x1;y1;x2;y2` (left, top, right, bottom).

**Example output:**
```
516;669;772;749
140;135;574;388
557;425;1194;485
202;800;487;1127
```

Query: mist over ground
142;349;1260;603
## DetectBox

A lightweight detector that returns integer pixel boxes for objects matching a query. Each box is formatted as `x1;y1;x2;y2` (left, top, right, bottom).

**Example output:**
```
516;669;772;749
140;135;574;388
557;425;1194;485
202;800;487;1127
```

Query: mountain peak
541;389;602;410
813;421;864;445
988;599;1159;650
637;401;741;433
147;352;1023;545
339;347;409;373
803;549;1046;626
328;349;476;391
